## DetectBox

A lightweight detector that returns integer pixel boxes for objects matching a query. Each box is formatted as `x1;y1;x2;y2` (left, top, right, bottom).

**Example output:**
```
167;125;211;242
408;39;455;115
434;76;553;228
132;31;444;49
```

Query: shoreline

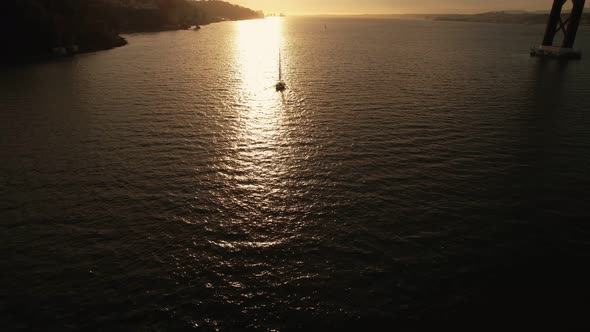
2;17;270;65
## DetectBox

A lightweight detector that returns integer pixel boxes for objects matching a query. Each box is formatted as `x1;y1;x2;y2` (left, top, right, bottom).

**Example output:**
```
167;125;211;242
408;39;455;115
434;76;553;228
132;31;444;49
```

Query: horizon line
264;9;551;17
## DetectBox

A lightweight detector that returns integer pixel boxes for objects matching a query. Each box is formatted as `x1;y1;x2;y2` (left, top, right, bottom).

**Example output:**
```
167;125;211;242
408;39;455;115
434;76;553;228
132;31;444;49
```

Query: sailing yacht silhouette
275;49;286;91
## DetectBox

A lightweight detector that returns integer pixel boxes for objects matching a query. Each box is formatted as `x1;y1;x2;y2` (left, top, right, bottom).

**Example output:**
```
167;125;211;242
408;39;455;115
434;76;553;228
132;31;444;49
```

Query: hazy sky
230;0;552;15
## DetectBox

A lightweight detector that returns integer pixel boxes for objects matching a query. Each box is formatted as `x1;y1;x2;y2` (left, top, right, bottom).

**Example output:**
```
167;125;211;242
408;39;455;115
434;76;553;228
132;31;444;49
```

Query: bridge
531;0;586;59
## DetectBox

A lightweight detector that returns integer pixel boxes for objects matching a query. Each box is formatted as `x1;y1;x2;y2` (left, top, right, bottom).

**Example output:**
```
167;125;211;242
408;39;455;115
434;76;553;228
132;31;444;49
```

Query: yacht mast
279;50;282;81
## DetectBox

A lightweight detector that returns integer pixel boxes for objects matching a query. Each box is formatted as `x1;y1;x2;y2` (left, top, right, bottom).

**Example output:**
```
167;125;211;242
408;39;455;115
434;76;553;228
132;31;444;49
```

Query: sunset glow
3;0;590;330
230;0;551;15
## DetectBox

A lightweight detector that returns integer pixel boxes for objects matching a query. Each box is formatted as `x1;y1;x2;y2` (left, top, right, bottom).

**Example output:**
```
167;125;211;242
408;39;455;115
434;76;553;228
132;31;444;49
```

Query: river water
1;17;590;330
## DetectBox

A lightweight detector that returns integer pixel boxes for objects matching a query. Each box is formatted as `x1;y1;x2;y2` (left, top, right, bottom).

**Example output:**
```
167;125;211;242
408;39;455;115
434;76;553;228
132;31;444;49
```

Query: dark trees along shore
0;0;263;62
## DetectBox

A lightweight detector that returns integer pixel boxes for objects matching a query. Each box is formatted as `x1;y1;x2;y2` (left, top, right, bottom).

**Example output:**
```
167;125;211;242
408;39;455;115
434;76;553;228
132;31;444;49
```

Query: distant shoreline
432;11;590;25
4;18;257;65
6;16;274;66
294;11;590;26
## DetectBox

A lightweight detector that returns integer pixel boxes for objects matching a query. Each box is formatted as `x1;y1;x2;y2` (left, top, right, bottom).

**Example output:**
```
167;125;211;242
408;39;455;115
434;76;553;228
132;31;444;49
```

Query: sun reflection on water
234;17;284;99
212;17;299;249
232;17;289;170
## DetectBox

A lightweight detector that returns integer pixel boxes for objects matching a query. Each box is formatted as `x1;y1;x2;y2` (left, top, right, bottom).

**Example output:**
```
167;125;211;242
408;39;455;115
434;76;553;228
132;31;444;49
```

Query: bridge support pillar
532;0;586;59
563;0;586;48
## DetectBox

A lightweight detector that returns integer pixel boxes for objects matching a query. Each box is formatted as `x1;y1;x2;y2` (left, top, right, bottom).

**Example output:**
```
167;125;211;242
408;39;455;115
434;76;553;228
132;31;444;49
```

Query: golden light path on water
210;17;302;251
234;17;285;152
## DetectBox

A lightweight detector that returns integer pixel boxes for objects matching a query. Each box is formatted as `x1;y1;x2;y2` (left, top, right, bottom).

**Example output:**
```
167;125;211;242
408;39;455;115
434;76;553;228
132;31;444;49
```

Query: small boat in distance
276;49;286;92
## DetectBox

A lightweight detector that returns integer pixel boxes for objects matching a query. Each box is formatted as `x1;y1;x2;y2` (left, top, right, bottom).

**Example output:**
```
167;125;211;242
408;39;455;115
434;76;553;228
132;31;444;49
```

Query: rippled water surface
2;17;590;330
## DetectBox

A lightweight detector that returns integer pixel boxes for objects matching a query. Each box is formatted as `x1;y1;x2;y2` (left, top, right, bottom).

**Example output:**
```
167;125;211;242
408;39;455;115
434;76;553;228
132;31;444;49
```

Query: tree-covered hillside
193;0;263;23
0;0;264;63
